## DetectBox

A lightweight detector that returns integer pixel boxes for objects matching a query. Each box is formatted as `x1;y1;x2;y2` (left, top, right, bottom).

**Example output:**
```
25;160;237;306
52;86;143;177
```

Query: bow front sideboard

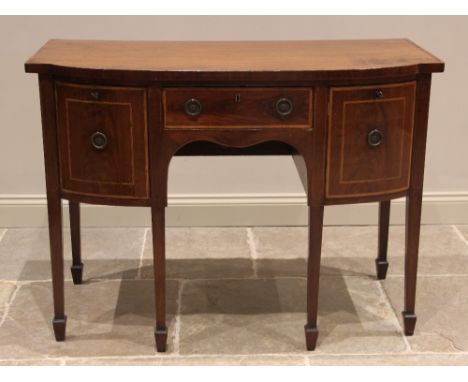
25;39;444;352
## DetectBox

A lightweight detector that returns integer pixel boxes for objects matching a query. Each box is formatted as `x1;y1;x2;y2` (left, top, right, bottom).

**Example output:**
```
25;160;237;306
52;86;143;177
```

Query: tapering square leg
304;204;324;351
402;192;423;335
400;75;432;337
40;76;68;342
46;194;67;342
69;201;83;285
376;200;391;280
151;205;167;352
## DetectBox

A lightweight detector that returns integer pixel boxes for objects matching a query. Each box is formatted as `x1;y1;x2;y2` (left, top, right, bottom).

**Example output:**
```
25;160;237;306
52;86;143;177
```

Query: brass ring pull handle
367;129;384;148
184;98;202;116
276;97;293;117
90;131;108;150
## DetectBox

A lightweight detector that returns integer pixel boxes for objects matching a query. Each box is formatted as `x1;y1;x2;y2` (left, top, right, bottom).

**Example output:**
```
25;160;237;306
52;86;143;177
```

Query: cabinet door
326;82;416;200
56;83;149;200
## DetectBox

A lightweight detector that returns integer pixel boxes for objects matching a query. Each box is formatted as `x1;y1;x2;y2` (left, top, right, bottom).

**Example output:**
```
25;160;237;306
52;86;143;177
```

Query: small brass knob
367;129;384;148
90;131;108;150
184;98;202;116
374;89;384;98
276;97;293;117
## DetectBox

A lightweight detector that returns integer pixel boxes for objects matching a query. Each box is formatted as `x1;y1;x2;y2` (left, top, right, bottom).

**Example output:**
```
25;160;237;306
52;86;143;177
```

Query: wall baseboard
0;192;467;227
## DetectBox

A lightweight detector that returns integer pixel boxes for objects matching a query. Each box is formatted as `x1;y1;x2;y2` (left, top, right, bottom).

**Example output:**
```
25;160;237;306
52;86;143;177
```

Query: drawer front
164;88;313;128
326;82;416;199
56;83;149;199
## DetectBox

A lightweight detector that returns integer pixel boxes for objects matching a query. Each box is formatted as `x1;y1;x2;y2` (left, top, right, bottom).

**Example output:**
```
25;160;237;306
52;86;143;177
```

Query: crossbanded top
25;39;444;81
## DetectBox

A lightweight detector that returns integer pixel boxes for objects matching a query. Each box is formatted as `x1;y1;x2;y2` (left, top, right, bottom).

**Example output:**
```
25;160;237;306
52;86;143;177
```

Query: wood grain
25;39;444;82
39;74;67;341
403;74;432;335
26;39;444;352
326;82;416;199
164;88;312;128
55;82;149;200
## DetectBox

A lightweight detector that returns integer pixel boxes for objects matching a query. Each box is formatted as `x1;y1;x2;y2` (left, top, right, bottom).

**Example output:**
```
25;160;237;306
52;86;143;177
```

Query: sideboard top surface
25;39;444;81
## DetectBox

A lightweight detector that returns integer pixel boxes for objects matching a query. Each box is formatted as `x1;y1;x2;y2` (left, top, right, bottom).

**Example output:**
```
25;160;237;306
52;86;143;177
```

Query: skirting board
0;192;467;227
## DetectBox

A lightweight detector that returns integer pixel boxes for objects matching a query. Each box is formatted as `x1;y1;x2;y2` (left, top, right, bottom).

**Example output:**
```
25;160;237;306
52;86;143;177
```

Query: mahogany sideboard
25;39;444;352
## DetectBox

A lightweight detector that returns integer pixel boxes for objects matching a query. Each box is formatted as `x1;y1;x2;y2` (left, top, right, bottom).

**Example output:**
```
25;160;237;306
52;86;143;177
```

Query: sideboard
25;39;444;352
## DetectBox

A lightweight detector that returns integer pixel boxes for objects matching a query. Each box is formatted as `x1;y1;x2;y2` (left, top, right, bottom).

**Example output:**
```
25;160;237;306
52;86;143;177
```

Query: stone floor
0;225;468;365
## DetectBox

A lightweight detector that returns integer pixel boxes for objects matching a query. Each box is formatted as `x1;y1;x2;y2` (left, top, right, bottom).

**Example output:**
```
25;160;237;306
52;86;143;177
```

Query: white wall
1;16;467;226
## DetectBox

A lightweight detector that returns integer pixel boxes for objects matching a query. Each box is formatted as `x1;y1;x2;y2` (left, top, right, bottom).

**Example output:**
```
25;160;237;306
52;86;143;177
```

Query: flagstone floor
0;225;468;365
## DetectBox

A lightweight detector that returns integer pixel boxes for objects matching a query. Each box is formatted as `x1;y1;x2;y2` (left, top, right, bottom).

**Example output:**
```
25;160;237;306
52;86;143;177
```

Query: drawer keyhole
374;89;384;98
90;91;100;100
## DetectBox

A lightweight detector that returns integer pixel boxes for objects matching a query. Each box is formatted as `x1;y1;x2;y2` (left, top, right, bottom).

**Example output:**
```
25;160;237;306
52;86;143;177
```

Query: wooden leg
376;200;391;280
304;204;324;351
69;201;83;285
46;195;67;341
39;76;67;341
151;205;167;352
402;192;422;335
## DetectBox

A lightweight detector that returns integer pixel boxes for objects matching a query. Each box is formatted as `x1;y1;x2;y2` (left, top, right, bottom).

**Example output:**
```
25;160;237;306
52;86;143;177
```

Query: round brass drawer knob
90;131;108;150
367;129;384;147
184;98;202;116
276;97;293;117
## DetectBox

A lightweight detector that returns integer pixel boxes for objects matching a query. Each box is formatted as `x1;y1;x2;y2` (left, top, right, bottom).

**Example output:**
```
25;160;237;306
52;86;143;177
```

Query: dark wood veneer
164;88;312;129
27;39;444;353
25;39;444;82
56;82;149;200
326;82;416;199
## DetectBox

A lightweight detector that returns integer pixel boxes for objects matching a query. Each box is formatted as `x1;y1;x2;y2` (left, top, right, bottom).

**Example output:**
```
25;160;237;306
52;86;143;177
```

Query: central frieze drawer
164;88;313;128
